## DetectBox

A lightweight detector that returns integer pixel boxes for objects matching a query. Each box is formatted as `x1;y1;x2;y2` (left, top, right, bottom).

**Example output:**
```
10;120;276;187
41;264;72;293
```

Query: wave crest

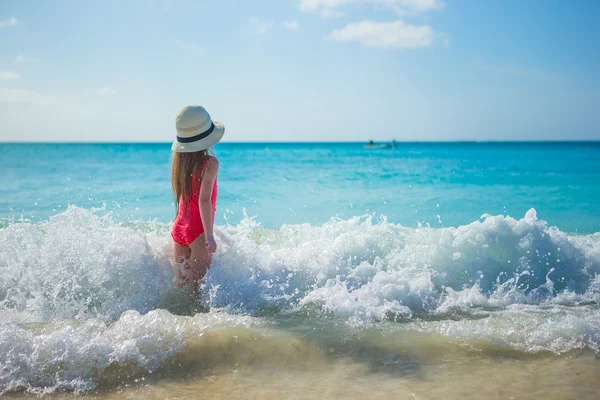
0;206;599;323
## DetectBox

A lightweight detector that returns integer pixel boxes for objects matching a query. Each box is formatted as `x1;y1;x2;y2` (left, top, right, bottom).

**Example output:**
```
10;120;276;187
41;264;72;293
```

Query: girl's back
172;156;218;247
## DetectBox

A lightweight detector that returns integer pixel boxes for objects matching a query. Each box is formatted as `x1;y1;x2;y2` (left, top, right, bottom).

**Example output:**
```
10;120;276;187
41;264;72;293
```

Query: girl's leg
172;240;191;287
187;233;213;295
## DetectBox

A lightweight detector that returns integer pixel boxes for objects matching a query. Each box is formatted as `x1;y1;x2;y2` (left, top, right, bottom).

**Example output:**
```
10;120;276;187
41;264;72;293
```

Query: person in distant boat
368;140;374;146
170;105;224;297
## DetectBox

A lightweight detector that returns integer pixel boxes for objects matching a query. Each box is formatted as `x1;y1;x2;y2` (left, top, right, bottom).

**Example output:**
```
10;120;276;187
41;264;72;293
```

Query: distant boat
364;140;396;149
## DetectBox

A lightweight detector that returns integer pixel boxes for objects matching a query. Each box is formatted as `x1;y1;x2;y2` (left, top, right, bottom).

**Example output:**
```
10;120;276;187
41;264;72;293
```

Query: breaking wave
1;206;599;394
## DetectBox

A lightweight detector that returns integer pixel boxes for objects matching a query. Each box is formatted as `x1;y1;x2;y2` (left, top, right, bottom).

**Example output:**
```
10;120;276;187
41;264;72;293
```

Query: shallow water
1;143;600;397
5;312;600;399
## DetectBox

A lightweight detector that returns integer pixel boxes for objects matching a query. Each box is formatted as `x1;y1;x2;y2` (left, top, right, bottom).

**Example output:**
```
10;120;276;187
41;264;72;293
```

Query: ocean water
1;142;600;398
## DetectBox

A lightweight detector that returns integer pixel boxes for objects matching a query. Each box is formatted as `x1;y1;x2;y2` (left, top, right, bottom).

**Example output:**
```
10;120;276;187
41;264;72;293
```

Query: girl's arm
198;157;219;253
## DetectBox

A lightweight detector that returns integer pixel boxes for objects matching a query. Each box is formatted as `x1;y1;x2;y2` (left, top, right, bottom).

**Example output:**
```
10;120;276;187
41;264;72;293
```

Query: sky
0;0;599;142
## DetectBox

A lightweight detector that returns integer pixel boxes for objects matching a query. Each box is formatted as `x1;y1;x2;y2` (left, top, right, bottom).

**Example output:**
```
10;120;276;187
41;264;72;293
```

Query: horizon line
1;139;600;145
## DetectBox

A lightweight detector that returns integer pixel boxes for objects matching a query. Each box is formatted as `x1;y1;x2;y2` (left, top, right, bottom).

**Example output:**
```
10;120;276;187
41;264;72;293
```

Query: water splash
1;206;600;394
1;206;599;323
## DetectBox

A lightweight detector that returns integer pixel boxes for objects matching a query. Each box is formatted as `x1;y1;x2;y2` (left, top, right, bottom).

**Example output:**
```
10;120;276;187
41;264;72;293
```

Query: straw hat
171;105;225;152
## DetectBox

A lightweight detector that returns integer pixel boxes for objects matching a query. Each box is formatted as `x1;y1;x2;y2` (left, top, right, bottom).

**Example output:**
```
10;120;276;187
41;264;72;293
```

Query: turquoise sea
2;142;600;232
1;142;600;399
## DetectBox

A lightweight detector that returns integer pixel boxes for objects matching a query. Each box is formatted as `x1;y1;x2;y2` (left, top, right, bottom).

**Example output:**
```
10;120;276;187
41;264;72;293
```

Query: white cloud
249;18;275;35
0;16;20;28
96;87;117;96
0;71;19;80
282;20;300;31
15;55;25;63
175;39;203;54
331;20;434;48
320;8;345;18
300;0;444;14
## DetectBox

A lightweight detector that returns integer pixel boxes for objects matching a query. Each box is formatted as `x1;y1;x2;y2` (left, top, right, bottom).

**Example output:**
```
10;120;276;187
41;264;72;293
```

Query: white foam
206;209;600;319
0;207;174;323
1;206;599;321
1;206;600;393
2;206;599;321
408;304;600;354
0;310;255;394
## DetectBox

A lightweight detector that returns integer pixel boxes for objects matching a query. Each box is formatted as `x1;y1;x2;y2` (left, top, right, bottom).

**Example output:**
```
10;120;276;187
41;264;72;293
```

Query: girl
170;105;224;295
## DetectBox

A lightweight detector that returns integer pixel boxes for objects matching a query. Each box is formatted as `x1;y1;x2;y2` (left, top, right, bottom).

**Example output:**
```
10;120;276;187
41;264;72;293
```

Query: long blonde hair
171;149;210;211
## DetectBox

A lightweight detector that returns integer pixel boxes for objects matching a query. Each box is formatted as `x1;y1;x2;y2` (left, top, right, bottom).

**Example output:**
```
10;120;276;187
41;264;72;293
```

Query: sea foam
1;206;600;394
1;206;599;323
207;208;600;319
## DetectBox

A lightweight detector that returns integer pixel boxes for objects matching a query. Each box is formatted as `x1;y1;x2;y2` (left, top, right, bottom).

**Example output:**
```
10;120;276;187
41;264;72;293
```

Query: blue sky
0;0;599;142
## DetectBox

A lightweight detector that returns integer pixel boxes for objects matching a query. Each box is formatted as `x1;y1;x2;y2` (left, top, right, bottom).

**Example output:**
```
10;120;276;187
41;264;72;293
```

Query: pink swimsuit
171;156;218;246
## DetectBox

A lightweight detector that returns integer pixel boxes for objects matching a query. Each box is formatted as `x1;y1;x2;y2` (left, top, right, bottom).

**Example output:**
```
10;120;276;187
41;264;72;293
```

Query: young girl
170;105;224;294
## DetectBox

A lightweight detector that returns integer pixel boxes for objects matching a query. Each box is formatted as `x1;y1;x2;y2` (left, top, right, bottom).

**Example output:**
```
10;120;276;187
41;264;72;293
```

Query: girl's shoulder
198;155;219;178
203;155;219;167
